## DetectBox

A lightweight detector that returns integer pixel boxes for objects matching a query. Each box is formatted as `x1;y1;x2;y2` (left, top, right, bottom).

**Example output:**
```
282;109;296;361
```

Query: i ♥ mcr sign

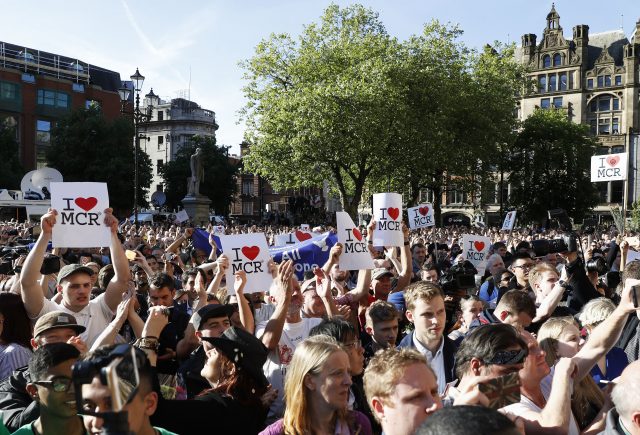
273;230;315;247
50;182;110;248
407;203;435;229
336;212;374;271
219;233;272;294
372;193;403;247
461;234;491;275
591;153;627;182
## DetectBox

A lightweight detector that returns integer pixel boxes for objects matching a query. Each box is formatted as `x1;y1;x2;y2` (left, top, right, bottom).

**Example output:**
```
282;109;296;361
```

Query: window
157;111;163;121
612;118;619;134
156;159;163;174
158;136;163;145
604;75;611;87
553;53;562;66
538;76;547;93
590;99;598;112
598;118;610;135
613;98;620;111
597;76;604;88
615;75;622;86
37;89;70;108
559;73;567;90
242;179;254;196
85;100;100;109
589;119;597;135
553;97;563;108
242;201;253;215
35;120;51;168
540;98;551;109
0;82;19;100
72;83;85;93
598;97;611;112
543;55;551;68
548;75;557;92
587;78;593;89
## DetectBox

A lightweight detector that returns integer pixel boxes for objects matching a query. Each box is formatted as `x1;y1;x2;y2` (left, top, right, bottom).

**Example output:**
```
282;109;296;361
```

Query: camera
40;254;61;275
586;256;608;275
531;233;578;257
439;260;477;294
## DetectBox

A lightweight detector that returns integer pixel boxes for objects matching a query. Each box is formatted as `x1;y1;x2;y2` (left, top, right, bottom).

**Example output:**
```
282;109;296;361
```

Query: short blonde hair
363;348;433;422
283;336;346;435
404;281;444;312
578;297;616;327
528;262;558;288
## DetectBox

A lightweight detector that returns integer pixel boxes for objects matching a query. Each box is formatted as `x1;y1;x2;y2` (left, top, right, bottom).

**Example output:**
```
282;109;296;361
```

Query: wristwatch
134;337;159;352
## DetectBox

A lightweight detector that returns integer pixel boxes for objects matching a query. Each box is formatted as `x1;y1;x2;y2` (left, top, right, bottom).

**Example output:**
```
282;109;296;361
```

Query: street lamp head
118;85;131;103
130;68;145;92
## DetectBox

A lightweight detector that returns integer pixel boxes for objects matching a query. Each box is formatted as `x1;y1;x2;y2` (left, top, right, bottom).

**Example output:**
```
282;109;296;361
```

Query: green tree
0;123;24;189
507;109;599;223
240;4;404;217
160;136;237;214
46;107;152;215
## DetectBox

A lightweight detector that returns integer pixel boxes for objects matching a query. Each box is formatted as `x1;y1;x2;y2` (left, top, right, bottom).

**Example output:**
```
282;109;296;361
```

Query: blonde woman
578;298;629;384
260;335;372;435
538;317;607;432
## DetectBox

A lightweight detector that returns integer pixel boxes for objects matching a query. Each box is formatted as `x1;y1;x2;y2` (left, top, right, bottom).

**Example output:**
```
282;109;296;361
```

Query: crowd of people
0;210;638;434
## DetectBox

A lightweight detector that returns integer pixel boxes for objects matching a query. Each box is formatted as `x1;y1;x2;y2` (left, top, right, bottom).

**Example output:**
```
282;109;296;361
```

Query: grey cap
57;263;94;284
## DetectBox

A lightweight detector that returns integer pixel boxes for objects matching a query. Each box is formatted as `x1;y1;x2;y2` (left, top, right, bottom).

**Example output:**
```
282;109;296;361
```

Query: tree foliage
46;107;152;215
0;124;24;190
507;109;599;223
160;136;238;214
240;4;524;220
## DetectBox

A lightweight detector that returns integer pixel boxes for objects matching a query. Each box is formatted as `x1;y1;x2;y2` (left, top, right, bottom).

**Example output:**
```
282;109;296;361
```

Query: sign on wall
591;153;627;182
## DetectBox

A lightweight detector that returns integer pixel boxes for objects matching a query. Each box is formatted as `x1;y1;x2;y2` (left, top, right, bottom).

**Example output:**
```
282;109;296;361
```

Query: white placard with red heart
213;225;226;235
50;182;110;248
501;211;517;231
407;203;435;229
300;224;310;231
591;153;627;182
274;230;316;247
461;234;491;275
372;193;404;247
336;212;375;271
219;233;272;294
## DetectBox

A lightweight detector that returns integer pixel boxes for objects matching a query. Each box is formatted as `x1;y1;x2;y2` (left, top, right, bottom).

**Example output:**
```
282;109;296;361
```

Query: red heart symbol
606;156;619;167
387;207;400;221
473;241;485;252
74;197;97;212
295;230;312;242
241;246;260;261
352;228;363;241
419;206;429;216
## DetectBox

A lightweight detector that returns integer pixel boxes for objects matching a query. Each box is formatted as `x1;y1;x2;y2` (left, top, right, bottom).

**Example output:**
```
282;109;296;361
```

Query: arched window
553;53;562;66
543;55;551;68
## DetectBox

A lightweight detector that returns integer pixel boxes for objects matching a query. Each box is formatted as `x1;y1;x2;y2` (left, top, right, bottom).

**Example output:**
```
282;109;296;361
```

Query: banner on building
591;153;627;182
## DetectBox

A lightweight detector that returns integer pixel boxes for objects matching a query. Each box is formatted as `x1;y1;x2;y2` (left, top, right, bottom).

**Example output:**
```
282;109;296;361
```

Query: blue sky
3;1;638;153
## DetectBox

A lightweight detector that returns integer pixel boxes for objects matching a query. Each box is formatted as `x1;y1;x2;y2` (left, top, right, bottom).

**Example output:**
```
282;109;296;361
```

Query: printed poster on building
591;153;627;182
50;182;110;248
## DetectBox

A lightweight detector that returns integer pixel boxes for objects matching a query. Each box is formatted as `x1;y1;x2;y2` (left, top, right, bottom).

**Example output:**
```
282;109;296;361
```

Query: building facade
0;41;123;170
440;7;640;225
137;91;218;201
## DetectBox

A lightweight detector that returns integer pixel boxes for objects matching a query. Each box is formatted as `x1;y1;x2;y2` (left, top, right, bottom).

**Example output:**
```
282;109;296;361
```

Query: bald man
604;360;640;434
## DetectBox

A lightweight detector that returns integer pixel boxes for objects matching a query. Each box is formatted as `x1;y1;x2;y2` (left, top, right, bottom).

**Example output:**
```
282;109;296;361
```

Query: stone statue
188;147;204;196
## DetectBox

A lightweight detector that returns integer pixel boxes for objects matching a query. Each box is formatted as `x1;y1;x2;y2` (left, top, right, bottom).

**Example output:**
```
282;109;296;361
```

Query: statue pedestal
181;195;211;227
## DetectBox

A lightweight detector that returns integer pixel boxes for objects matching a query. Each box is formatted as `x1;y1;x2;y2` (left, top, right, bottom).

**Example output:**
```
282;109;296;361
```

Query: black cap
192;304;235;331
201;327;269;388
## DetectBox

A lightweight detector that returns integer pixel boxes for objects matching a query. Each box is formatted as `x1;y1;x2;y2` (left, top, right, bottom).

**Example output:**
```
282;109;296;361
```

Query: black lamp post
118;68;152;224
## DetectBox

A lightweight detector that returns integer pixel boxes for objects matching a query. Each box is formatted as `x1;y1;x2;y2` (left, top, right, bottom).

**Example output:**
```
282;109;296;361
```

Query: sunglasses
483;349;528;366
33;376;73;393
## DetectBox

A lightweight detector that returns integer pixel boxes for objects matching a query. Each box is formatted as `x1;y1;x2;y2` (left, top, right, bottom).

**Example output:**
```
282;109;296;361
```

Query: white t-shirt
256;316;323;423
34;294;114;347
501;366;580;435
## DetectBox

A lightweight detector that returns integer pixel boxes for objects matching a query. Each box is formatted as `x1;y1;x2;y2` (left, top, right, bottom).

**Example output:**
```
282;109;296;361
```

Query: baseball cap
372;268;393;280
57;264;94;284
300;278;317;293
201;327;269;388
192;304;235;331
33;311;86;338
